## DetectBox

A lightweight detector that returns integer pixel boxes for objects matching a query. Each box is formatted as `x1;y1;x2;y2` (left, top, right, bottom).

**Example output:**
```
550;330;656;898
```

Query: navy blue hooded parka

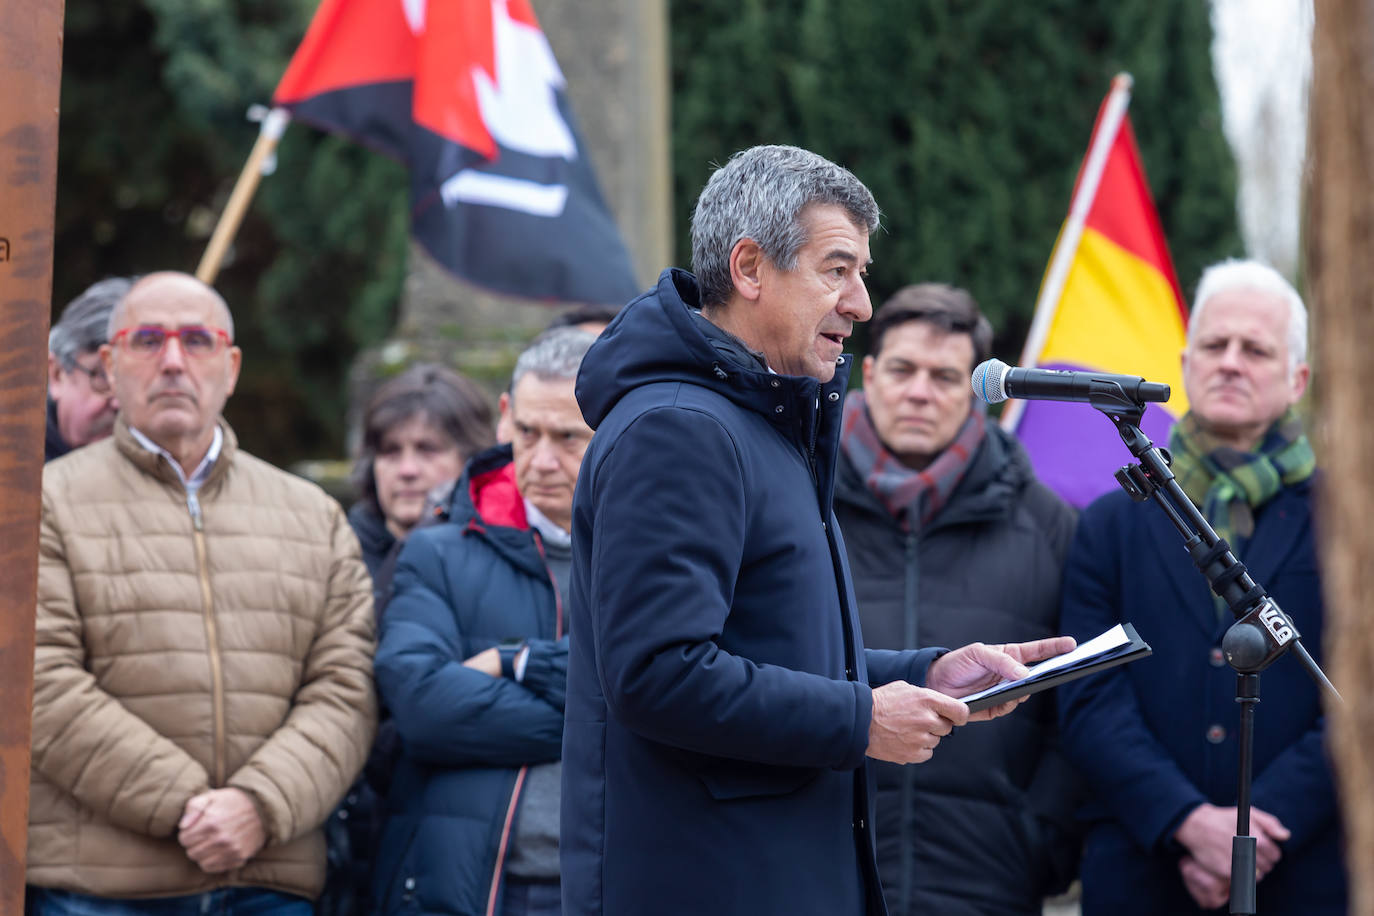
372;446;569;916
561;269;943;916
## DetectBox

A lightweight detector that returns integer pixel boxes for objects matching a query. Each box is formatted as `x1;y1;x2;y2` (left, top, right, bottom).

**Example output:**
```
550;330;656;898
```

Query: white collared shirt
129;424;224;526
524;498;572;549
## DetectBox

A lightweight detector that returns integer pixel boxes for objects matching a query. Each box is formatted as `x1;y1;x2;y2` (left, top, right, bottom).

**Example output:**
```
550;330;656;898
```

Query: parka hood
575;268;848;433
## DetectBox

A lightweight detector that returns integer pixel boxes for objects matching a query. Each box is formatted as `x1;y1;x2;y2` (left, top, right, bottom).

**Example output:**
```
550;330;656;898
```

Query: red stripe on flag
273;0;414;104
1082;120;1188;323
276;0;503;158
415;0;497;157
507;0;541;28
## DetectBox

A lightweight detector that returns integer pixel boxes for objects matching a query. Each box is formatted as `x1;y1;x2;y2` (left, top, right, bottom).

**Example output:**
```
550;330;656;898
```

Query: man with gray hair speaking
45;277;131;461
372;328;597;916
560;145;1073;916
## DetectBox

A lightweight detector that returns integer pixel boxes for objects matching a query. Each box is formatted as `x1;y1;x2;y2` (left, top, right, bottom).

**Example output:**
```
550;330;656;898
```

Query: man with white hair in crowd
1058;259;1347;915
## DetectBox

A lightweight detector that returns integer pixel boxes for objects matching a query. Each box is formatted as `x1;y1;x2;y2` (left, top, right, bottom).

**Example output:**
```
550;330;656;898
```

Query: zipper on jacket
808;397;821;474
530;530;564;639
478;528;561;915
485;767;530;916
802;397;822;503
903;532;919;649
898;529;919;912
191;496;227;786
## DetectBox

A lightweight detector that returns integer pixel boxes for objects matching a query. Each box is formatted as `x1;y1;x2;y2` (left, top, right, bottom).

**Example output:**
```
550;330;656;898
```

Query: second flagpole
195;107;292;286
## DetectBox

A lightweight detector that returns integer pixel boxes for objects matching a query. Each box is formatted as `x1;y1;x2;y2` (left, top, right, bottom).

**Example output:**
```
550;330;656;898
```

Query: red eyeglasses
111;325;231;359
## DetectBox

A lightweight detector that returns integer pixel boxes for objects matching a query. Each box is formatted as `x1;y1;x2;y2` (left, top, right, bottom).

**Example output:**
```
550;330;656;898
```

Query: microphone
971;358;1171;406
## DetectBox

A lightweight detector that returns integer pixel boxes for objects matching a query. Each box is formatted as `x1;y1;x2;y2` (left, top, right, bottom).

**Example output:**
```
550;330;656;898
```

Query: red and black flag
274;0;640;306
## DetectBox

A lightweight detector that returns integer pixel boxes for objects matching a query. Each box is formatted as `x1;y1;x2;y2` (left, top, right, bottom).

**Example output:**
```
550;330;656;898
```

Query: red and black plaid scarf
840;390;986;531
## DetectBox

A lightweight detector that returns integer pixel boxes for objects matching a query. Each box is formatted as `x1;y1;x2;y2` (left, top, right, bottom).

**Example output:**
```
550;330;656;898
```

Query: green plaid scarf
1168;407;1315;553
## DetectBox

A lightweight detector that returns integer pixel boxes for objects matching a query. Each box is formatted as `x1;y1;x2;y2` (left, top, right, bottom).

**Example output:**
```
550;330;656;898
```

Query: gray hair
690;145;880;308
511;327;597;394
49;277;134;367
1191;259;1308;375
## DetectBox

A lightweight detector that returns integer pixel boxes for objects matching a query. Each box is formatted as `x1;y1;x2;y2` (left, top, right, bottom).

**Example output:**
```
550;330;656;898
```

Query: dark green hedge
52;2;1240;464
670;0;1242;358
55;0;409;465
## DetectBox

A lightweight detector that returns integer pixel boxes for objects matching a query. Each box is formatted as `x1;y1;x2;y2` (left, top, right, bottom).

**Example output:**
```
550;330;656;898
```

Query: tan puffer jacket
30;418;377;901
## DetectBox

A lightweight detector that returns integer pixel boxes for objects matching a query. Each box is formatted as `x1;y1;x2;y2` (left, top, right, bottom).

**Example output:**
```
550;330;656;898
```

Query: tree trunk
1308;1;1374;913
0;0;65;909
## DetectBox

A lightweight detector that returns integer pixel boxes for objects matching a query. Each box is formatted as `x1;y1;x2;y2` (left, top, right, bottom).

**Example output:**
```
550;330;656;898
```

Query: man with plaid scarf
1058;259;1347;915
834;284;1080;916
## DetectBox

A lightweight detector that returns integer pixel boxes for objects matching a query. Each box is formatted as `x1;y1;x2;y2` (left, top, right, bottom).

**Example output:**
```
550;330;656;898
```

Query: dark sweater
44;398;70;463
506;533;571;881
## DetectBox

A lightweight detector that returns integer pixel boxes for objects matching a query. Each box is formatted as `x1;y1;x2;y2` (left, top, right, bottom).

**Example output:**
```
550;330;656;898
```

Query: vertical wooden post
1309;2;1374;914
0;0;65;909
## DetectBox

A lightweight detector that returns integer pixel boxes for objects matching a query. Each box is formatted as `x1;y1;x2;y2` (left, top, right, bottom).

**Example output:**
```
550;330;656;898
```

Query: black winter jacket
835;423;1081;916
320;503;404;916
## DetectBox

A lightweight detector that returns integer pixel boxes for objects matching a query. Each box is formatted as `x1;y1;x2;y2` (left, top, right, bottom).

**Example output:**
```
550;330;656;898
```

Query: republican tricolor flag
1003;74;1189;507
273;0;640;306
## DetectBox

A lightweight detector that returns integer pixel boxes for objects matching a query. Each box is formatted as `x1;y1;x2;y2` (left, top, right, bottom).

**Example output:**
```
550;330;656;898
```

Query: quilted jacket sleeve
227;500;378;846
376;530;566;768
31;489;211;838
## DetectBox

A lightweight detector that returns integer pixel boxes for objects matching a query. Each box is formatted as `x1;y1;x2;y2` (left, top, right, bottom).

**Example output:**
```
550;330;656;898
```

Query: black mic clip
1187;534;1301;674
1083;378;1150;420
1223;597;1301;674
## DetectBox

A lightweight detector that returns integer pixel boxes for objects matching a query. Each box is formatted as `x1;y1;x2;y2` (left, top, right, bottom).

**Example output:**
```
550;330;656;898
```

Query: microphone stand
1081;382;1340;916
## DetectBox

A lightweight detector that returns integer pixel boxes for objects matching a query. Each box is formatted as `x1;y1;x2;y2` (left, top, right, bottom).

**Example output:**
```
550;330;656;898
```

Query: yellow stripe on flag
1037;226;1189;417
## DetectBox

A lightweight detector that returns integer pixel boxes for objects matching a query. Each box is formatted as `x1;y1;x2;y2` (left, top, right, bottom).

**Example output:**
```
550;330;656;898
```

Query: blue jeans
26;887;312;916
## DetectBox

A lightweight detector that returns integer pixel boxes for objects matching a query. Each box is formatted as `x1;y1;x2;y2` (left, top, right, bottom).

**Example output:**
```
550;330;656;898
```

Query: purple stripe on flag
1013;362;1178;508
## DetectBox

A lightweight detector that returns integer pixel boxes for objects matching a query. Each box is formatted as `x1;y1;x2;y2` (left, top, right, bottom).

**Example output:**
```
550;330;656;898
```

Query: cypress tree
56;0;410;465
670;0;1241;357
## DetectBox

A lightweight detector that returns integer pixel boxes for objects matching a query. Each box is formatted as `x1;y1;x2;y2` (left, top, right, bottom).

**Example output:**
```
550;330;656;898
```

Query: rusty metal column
0;0;65;909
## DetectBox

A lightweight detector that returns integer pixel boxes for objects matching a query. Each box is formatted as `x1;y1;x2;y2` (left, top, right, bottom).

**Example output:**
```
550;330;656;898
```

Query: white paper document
960;623;1150;712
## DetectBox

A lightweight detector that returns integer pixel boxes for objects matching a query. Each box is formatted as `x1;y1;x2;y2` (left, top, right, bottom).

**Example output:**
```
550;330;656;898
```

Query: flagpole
1002;72;1134;432
195;107;292;285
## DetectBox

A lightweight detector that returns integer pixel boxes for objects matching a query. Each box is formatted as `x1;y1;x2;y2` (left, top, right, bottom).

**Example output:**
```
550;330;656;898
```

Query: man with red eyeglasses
29;271;377;916
45;277;131;461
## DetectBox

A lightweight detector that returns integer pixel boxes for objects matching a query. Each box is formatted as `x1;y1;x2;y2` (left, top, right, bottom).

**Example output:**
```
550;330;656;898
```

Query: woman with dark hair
348;363;496;598
322;363;494;916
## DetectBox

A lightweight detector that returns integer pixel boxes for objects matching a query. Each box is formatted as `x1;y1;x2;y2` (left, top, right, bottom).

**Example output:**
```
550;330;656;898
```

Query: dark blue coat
561;269;942;916
372;447;570;916
1057;480;1346;915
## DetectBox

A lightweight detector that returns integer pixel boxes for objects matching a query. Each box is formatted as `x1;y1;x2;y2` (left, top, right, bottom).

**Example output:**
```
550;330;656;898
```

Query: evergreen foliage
670;0;1242;360
54;1;1241;463
56;0;409;464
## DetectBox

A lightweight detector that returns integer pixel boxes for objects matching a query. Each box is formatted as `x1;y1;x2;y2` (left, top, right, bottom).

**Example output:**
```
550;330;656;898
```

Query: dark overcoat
561;269;941;916
1057;481;1346;915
